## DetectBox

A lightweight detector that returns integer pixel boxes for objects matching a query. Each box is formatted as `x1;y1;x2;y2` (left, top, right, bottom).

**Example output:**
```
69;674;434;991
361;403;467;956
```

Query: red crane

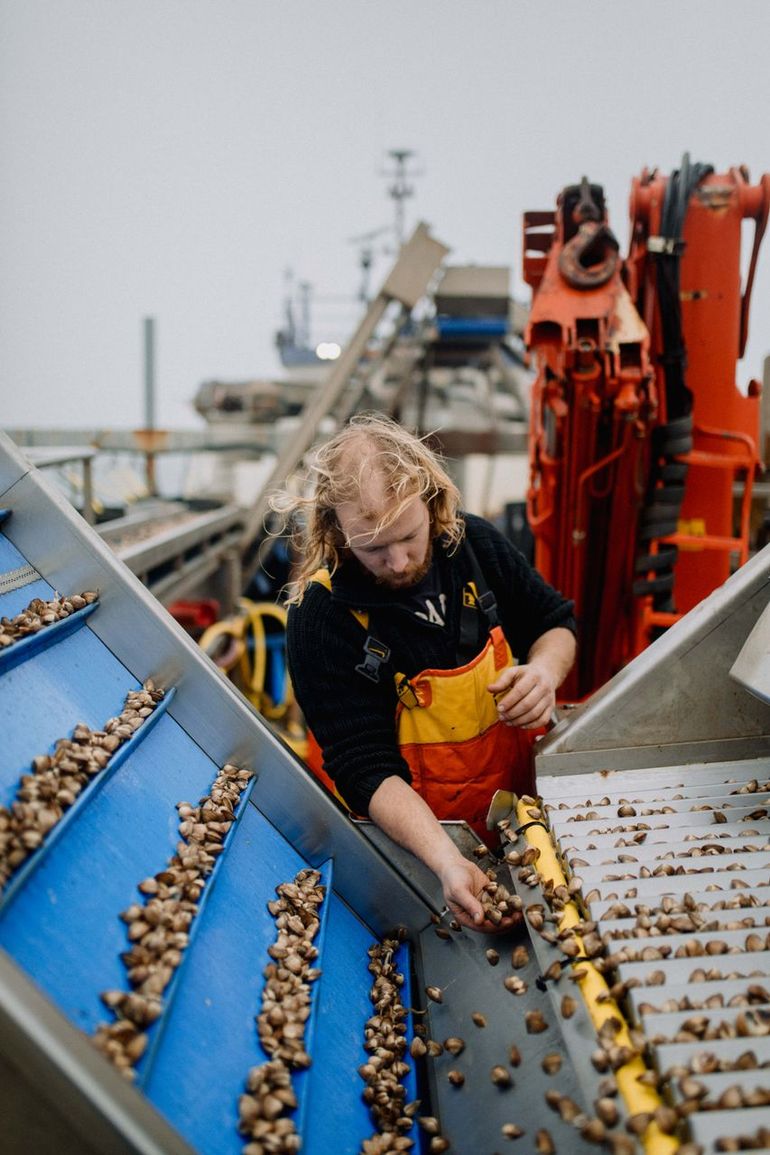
523;159;770;699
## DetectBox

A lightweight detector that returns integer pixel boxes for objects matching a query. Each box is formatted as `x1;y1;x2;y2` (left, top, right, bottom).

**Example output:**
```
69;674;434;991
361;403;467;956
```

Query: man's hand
437;858;521;934
488;627;577;730
368;776;520;934
488;662;556;730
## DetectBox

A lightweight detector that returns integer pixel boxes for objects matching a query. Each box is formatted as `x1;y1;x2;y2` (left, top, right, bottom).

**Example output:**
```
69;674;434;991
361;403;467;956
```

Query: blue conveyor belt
0;482;419;1155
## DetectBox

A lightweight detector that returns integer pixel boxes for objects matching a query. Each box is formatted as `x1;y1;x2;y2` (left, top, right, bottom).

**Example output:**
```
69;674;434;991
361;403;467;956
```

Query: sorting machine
1;425;770;1155
533;540;770;1153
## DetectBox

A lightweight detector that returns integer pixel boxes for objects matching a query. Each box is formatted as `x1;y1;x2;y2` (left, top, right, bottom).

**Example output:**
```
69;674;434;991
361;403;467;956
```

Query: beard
375;539;433;590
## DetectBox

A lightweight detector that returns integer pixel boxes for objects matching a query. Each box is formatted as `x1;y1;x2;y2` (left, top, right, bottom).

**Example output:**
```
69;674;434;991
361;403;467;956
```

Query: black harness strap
457;538;499;661
352;536;501;682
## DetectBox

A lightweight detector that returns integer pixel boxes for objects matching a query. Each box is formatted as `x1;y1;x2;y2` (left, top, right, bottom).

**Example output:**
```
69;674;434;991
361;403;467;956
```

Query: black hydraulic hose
654;152;714;421
633;155;713;619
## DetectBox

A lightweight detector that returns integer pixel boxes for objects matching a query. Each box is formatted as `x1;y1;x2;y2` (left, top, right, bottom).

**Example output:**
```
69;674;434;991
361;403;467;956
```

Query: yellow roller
515;798;680;1155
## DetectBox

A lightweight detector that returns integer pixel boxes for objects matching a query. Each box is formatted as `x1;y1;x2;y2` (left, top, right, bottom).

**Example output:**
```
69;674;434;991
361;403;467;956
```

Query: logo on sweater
462;580;479;609
414;593;447;626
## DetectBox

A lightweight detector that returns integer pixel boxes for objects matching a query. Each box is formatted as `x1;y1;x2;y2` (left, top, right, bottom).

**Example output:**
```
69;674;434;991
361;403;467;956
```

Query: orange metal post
630;166;768;613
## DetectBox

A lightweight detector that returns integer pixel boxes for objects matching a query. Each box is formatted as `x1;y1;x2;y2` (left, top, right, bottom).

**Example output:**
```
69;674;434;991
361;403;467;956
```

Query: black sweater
286;513;575;815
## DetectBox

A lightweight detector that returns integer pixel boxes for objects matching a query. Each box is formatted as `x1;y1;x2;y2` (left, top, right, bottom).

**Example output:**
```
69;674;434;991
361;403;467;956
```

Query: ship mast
383;148;420;248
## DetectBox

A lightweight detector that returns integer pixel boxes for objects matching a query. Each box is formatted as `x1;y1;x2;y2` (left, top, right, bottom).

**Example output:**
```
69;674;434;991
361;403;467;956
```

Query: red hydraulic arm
523;161;769;700
628;162;769;624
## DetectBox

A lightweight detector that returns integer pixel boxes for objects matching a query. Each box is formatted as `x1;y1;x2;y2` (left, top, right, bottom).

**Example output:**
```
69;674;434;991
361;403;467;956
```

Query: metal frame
536;545;770;776
0;951;195;1155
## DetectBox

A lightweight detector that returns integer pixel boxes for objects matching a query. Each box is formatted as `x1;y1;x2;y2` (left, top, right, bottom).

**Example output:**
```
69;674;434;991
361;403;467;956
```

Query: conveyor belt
1;436;436;1155
0;431;618;1155
540;760;770;1153
3;426;770;1155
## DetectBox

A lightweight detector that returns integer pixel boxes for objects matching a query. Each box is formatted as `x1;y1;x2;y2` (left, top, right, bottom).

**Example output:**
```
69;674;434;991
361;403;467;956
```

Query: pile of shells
0;591;98;648
359;934;418;1154
637;983;770;1016
715;1127;770;1152
531;1038;666;1155
606;892;765;917
665;1048;766;1079
677;1078;770;1111
549;781;769;812
238;867;325;1154
584;1015;640;1077
495;805;670;1151
570;836;766;863
653;840;768;861
93;761;251;1078
597;858;750;881
544;776;770;1155
655;1071;770;1155
568;819;752;841
643;965;769;989
238;1061;299;1154
584;839;770;863
480;870;524;925
542;1085;626;1152
730;779;770;795
0;678;164;891
599;894;769;939
256;869;325;1066
499;812;596;982
469;839;528;924
648;1006;770;1045
557;796;746;821
603;930;770;968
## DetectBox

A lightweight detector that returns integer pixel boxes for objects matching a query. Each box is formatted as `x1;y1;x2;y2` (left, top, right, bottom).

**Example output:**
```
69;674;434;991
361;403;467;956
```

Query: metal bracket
647;235;686;256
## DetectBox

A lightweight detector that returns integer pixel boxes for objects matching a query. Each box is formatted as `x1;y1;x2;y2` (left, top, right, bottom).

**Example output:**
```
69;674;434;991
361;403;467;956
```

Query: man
280;415;576;932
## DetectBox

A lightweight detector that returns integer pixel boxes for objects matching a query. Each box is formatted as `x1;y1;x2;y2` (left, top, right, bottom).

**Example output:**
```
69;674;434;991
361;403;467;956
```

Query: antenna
275;270;313;354
282;267;295;335
297;281;312;349
348;225;393;303
381;149;422;248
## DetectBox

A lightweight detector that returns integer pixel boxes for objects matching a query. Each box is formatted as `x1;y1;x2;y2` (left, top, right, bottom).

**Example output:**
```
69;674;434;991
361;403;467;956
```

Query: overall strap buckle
396;674;420;708
355;636;391;683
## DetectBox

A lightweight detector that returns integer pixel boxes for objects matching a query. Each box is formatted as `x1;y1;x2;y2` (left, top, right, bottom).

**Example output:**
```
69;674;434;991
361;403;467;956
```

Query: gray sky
2;0;770;431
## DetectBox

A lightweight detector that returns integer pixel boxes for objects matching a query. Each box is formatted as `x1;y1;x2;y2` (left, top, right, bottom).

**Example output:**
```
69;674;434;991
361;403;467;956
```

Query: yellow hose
515;799;679;1155
199;600;293;721
239;598;267;707
199;618;247;673
238;598;291;720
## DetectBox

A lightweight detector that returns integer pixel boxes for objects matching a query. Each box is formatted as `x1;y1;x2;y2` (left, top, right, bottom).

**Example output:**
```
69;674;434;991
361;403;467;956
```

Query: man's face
337;494;432;589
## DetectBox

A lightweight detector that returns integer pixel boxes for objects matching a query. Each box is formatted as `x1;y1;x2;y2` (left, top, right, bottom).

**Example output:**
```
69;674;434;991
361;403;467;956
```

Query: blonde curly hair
271;414;463;604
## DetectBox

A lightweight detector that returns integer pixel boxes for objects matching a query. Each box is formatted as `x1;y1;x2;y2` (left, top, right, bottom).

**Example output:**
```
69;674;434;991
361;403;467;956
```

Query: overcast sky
2;0;769;431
